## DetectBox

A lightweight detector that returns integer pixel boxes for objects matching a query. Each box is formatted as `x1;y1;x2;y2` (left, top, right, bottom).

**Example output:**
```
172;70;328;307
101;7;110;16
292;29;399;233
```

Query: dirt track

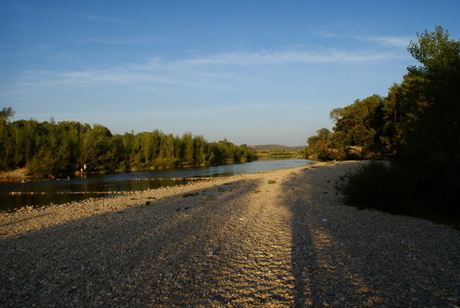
1;161;459;307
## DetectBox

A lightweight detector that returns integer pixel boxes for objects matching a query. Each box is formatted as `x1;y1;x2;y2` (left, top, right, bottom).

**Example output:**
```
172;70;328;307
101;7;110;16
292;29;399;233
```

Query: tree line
0;111;256;176
306;27;460;225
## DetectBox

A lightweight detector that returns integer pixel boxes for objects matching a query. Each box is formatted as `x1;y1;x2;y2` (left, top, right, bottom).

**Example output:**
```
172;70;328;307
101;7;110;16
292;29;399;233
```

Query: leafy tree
237;144;255;163
327;27;460;225
328;94;384;158
0;107;15;169
401;26;460;210
10;119;46;168
0;108;255;175
80;124;112;169
193;135;207;166
181;132;194;166
403;27;460;162
0;107;15;122
306;128;335;159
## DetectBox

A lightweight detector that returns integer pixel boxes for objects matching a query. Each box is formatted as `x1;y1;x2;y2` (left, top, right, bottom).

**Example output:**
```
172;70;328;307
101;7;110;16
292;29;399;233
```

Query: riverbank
1;161;459;307
0;168;31;182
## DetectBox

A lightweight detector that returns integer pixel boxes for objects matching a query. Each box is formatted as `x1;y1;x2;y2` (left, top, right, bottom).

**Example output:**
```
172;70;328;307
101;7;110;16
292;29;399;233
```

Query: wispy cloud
80;14;121;22
11;47;408;94
313;30;412;48
36;43;56;50
75;38;154;45
184;49;406;66
362;36;412;47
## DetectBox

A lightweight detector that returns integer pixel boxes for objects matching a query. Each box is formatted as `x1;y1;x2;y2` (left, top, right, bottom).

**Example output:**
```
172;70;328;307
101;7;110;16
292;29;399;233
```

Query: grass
267;180;276;184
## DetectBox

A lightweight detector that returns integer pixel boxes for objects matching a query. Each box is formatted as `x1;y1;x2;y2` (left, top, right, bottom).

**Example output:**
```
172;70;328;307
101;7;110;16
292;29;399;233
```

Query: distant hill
250;144;305;151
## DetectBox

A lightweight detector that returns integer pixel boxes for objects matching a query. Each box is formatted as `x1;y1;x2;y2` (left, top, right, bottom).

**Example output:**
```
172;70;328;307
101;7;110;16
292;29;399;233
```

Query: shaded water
0;159;314;212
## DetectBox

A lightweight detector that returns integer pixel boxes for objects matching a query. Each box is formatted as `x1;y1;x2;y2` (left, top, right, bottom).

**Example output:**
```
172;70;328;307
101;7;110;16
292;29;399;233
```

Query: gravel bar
1;161;459;307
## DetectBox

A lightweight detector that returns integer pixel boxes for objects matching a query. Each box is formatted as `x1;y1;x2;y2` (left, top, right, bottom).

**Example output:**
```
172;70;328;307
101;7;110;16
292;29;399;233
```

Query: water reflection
0;159;313;211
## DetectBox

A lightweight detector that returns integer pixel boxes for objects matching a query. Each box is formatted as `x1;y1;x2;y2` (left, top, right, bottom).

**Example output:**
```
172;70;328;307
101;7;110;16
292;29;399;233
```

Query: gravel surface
1;161;459;307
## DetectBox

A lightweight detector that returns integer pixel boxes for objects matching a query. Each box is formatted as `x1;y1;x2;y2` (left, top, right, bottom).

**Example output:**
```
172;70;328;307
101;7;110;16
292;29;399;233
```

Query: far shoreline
0;160;339;219
0;157;319;182
1;159;319;213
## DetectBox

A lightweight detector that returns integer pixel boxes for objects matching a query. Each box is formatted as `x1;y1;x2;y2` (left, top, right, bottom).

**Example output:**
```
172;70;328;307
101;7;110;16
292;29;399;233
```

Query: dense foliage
0;113;255;176
307;27;460;226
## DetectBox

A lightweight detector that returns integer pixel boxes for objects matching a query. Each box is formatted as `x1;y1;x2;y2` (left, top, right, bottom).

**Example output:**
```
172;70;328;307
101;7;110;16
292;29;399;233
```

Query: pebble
1;161;459;307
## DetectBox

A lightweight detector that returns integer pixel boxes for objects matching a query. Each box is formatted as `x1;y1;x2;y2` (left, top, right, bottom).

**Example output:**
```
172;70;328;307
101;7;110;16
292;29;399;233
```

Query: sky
1;0;459;146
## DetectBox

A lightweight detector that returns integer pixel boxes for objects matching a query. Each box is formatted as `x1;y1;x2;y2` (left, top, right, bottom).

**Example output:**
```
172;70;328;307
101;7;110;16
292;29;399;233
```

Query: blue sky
1;0;459;146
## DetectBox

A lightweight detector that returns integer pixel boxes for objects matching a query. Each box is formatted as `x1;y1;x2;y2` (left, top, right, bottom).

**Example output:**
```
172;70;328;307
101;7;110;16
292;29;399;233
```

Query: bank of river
0;159;314;212
2;161;459;307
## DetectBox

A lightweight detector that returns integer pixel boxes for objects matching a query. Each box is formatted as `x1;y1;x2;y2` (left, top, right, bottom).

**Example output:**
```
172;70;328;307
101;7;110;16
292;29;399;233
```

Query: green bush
337;161;415;213
337;161;460;228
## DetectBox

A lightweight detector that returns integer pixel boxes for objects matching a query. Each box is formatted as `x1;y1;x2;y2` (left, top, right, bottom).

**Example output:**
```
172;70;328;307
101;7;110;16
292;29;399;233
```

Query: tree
306;128;334;159
408;26;460;81
402;27;460;164
329;95;384;158
307;27;460;223
376;73;428;158
181;132;194;166
0;110;255;174
0;107;15;122
80;124;112;168
9;119;44;168
193;135;207;166
0;108;15;169
402;26;460;208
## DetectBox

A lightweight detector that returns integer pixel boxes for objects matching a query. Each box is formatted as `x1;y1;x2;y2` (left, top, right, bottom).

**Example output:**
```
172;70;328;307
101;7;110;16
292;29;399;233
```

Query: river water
0;159;315;212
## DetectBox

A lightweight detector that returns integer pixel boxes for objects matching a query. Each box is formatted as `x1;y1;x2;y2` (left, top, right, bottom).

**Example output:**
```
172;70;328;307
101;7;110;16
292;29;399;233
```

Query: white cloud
9;47;408;95
183;49;406;66
76;38;154;45
79;14;121;22
313;30;412;48
359;36;412;47
184;103;275;116
36;43;56;50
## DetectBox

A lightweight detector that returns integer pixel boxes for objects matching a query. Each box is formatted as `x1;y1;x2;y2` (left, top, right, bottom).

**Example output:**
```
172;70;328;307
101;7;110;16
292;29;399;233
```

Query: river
0;159;315;212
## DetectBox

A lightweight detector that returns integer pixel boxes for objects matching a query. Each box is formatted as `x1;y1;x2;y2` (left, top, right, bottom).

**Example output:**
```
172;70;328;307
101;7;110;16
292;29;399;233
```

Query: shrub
337;160;460;228
337;161;415;213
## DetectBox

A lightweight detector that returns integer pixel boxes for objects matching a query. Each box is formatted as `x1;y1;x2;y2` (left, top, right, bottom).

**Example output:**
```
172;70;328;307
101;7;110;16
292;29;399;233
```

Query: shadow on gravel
282;164;370;307
0;178;262;307
0;213;50;227
3;164;460;307
282;163;460;307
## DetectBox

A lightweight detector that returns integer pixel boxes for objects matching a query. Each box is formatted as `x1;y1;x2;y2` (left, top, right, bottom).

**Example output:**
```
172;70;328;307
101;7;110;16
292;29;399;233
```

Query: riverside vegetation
0;110;256;177
306;27;460;227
